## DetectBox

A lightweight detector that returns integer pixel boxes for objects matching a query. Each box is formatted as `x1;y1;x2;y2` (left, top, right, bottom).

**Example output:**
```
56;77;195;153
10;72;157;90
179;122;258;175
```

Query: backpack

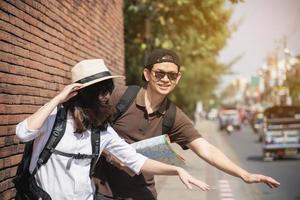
13;106;101;200
110;85;176;135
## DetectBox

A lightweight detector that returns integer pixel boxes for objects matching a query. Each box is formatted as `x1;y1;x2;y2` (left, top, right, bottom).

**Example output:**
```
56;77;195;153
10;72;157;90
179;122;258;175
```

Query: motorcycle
224;118;235;134
252;112;265;141
225;124;234;134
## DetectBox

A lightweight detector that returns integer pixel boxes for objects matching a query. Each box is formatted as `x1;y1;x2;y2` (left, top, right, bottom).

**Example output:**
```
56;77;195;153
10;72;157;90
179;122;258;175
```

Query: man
94;49;280;200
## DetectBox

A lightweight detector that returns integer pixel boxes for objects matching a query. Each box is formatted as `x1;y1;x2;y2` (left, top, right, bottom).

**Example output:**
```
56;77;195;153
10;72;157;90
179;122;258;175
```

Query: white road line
220;188;232;192
219;179;235;200
220;198;235;200
219;179;229;183
220;193;234;197
219;184;230;188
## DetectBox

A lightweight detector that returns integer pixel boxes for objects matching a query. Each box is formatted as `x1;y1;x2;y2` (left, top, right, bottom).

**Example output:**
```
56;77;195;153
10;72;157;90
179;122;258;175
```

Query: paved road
156;120;300;200
224;123;300;200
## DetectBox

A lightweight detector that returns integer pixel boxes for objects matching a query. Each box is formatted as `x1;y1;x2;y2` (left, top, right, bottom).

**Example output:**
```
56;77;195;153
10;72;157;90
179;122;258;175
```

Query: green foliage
124;0;232;116
285;57;300;105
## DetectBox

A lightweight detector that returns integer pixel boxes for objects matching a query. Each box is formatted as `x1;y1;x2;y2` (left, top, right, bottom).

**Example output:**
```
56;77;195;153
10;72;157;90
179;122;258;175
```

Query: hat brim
79;75;125;89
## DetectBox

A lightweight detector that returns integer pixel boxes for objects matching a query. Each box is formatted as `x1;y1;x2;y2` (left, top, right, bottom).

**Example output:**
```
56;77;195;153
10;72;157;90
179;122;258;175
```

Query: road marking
219;179;229;183
220;184;231;188
218;179;235;200
220;193;234;197
220;188;232;192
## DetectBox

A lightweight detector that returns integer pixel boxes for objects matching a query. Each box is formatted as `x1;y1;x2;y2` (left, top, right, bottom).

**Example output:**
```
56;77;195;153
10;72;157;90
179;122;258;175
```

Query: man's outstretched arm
187;138;280;188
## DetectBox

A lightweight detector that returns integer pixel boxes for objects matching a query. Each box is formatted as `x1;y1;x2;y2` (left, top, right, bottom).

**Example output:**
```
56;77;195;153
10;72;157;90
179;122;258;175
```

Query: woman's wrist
53;94;65;105
176;167;184;175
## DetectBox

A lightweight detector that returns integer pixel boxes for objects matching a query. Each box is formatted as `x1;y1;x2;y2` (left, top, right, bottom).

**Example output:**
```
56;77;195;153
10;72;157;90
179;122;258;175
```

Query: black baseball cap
144;48;181;68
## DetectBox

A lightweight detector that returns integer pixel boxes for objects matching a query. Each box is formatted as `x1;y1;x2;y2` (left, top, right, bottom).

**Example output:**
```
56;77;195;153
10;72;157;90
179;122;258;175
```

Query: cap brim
79;75;125;89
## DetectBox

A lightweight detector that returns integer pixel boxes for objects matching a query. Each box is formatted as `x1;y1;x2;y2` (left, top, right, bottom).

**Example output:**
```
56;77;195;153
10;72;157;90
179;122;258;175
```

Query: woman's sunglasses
79;79;115;96
151;70;179;81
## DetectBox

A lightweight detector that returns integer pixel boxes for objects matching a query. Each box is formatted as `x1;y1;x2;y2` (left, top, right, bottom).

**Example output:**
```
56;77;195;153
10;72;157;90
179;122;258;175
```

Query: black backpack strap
34;105;67;174
162;100;176;135
111;85;176;135
90;127;101;177
110;85;140;124
51;148;98;170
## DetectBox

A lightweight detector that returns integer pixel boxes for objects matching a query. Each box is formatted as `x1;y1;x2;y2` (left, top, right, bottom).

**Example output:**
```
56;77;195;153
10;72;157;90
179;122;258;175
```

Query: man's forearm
187;138;249;179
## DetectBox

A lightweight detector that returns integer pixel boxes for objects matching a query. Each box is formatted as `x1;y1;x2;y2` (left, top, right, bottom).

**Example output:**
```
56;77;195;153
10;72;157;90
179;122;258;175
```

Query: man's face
144;62;181;96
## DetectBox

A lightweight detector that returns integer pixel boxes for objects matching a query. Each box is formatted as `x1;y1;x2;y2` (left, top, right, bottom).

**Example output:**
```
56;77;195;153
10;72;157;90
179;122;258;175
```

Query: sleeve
16;107;57;142
104;126;148;175
169;107;202;150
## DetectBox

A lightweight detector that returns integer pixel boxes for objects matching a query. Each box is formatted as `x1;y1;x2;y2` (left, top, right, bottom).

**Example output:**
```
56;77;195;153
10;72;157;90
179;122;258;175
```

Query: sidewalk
156;119;212;200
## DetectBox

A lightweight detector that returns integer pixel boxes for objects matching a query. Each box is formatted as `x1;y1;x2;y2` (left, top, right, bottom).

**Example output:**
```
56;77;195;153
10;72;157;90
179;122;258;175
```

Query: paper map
131;134;185;166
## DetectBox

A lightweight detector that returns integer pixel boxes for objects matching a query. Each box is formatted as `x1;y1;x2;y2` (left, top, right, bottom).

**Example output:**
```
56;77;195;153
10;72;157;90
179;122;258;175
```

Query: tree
124;0;233;116
285;55;300;105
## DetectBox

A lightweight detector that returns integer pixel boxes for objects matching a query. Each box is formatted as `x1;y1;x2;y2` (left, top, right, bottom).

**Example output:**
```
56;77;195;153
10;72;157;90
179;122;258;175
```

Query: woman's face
96;79;114;105
98;92;110;105
77;79;114;107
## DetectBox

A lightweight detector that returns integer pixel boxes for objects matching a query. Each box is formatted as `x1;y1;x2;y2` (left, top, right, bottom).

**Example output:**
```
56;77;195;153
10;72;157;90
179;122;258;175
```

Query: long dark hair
64;79;115;133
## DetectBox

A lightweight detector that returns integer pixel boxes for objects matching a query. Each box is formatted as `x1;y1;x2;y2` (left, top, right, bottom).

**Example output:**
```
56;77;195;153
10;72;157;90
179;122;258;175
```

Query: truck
263;106;300;161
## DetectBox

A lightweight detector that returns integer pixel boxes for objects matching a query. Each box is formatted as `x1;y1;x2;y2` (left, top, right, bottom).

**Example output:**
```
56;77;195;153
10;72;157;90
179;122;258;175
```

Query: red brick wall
0;0;124;198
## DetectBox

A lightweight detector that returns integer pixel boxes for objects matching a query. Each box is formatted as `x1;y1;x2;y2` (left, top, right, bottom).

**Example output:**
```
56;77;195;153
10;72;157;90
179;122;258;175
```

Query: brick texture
0;0;125;198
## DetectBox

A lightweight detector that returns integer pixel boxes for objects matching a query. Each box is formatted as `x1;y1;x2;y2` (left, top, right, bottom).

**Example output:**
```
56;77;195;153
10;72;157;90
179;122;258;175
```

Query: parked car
262;106;300;161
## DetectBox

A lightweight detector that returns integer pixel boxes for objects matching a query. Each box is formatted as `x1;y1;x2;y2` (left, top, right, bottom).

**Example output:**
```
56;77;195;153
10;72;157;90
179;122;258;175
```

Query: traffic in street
157;120;300;200
223;122;300;200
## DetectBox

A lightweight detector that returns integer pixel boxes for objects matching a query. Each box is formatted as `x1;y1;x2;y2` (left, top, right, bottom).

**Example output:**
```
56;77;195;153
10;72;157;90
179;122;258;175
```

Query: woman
16;59;209;200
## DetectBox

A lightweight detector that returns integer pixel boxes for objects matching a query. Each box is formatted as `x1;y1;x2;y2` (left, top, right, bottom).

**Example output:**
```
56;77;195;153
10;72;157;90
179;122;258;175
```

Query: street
224;122;300;200
156;120;300;200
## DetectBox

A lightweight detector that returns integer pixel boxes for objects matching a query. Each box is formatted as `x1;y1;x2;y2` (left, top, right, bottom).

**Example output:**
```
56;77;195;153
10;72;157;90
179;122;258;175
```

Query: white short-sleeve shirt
16;107;147;200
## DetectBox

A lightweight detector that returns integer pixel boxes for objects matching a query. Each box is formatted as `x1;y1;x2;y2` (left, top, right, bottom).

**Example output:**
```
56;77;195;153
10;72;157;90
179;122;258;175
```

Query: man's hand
241;172;280;188
103;150;135;176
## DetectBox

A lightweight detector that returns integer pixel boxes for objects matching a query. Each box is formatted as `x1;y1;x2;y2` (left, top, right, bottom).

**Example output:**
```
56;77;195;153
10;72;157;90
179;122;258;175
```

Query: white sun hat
71;59;124;89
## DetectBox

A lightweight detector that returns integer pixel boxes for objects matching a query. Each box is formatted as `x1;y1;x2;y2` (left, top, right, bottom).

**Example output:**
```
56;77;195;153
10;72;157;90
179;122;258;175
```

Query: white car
219;109;241;130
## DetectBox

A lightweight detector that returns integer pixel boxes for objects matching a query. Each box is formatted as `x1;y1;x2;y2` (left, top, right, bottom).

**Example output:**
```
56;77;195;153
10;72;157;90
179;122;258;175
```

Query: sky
218;0;300;89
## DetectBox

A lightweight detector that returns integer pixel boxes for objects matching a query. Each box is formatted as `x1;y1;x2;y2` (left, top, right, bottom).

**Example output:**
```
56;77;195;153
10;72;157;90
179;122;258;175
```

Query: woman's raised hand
176;167;210;191
56;83;83;103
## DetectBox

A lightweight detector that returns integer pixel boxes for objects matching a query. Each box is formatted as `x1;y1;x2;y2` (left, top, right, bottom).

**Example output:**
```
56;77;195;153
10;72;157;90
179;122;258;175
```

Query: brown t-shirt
96;85;201;199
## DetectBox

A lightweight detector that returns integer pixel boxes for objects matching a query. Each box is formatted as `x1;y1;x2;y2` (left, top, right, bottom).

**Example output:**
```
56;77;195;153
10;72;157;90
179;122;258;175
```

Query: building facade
0;0;125;198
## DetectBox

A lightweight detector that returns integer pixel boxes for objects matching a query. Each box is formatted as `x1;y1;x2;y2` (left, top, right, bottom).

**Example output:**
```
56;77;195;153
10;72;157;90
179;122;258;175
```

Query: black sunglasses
151;70;179;81
79;79;115;96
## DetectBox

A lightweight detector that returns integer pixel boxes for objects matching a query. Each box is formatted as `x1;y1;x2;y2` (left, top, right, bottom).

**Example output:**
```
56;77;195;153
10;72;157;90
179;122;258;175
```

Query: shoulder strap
110;85;140;124
34;105;67;174
162;100;176;135
90;127;101;177
111;85;176;135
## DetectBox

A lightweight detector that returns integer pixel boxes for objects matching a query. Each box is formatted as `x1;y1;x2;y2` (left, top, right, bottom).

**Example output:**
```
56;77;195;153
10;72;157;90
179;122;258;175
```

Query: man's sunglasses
151;70;179;81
